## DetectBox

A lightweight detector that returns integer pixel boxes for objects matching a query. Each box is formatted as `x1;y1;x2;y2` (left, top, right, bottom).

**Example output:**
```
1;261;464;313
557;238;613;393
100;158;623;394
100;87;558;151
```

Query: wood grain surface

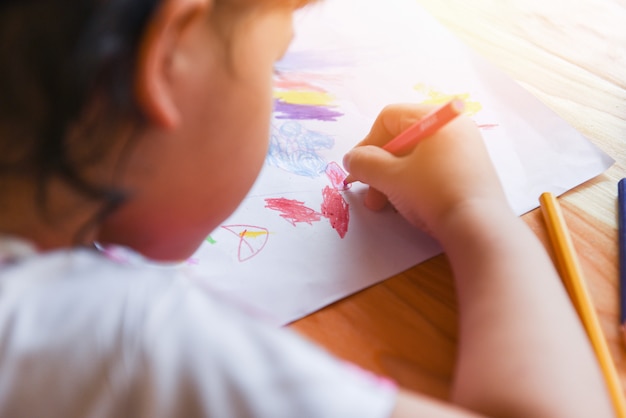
290;0;626;400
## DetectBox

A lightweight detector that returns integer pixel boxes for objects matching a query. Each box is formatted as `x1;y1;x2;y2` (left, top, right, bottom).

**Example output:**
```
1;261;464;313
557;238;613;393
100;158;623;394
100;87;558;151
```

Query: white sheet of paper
182;0;614;325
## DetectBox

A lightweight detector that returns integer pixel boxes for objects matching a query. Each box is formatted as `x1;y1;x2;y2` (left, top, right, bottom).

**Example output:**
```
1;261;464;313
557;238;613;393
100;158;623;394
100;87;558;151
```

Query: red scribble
477;123;499;131
321;186;350;238
274;72;338;92
325;161;351;191
274;79;326;92
221;225;270;262
265;197;322;226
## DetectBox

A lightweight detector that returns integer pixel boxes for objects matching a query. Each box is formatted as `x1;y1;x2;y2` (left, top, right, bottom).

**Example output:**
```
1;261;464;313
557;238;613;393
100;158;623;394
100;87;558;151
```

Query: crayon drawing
325;161;350;190
265;187;350;239
267;121;335;178
221;225;270;263
321;186;350;238
175;0;612;325
273;69;345;122
414;83;499;131
414;83;484;117
265;197;322;226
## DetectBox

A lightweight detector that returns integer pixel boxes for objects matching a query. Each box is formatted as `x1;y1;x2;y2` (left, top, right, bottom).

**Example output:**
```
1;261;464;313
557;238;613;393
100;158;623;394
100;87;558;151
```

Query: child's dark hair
0;0;161;236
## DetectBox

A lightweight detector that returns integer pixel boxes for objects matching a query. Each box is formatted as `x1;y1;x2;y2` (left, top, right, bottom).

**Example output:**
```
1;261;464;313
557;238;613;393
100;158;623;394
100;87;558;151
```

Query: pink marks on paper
98;245;132;264
221;225;270;262
264;198;322;226
325;161;350;191
186;258;200;266
265;189;350;239
321;186;350;238
477;123;500;131
274;76;327;92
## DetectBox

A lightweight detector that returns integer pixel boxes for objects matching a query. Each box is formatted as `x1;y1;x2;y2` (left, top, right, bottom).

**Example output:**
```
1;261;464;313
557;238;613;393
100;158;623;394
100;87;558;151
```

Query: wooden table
290;0;626;401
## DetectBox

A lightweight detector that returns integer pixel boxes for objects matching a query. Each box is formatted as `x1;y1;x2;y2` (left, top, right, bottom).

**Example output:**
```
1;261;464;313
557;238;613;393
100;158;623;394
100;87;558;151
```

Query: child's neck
0;177;101;251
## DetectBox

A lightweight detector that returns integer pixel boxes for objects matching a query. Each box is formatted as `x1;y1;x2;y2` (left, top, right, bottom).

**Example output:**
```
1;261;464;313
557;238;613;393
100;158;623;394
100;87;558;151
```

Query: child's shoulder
0;241;396;418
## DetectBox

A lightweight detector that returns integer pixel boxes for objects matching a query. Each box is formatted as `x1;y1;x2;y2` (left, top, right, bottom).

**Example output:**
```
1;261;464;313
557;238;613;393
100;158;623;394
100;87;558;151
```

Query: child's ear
135;0;210;128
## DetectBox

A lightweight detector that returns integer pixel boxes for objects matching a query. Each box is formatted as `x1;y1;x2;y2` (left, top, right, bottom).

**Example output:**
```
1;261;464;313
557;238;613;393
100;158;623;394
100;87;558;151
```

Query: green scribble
206;236;217;244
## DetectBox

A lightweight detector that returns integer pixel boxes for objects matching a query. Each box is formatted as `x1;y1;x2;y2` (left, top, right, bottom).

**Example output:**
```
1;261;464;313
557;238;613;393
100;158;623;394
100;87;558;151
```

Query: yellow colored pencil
539;192;626;418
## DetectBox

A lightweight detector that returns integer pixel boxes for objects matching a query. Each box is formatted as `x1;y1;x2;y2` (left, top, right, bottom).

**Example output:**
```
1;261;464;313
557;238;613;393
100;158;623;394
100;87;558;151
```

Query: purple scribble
274;99;344;122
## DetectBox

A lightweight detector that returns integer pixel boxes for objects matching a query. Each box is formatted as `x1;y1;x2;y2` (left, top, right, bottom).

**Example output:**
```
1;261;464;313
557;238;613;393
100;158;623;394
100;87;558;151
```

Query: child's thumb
343;145;396;186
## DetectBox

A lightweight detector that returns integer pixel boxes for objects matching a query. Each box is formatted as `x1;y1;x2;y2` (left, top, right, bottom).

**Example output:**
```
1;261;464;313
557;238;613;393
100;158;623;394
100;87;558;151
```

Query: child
0;0;614;416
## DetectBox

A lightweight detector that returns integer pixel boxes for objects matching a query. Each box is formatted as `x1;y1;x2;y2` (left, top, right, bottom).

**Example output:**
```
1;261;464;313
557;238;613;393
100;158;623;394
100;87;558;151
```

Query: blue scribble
267;121;335;178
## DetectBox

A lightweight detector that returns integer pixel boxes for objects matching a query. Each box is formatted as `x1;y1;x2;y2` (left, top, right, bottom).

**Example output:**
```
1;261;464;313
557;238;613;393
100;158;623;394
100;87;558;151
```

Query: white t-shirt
0;238;396;418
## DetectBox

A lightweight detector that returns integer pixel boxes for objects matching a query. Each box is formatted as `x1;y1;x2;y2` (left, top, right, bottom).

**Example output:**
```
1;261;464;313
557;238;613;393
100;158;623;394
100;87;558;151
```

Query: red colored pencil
383;99;464;155
344;99;465;185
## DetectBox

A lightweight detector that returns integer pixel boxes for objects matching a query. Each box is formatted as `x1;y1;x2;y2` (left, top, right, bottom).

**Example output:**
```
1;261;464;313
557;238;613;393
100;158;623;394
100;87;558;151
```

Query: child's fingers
364;187;388;211
357;103;439;148
343;145;392;211
342;144;398;187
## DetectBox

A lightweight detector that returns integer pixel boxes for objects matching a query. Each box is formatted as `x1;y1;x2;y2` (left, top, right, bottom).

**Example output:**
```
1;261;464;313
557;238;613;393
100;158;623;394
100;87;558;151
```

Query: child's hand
343;103;509;240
